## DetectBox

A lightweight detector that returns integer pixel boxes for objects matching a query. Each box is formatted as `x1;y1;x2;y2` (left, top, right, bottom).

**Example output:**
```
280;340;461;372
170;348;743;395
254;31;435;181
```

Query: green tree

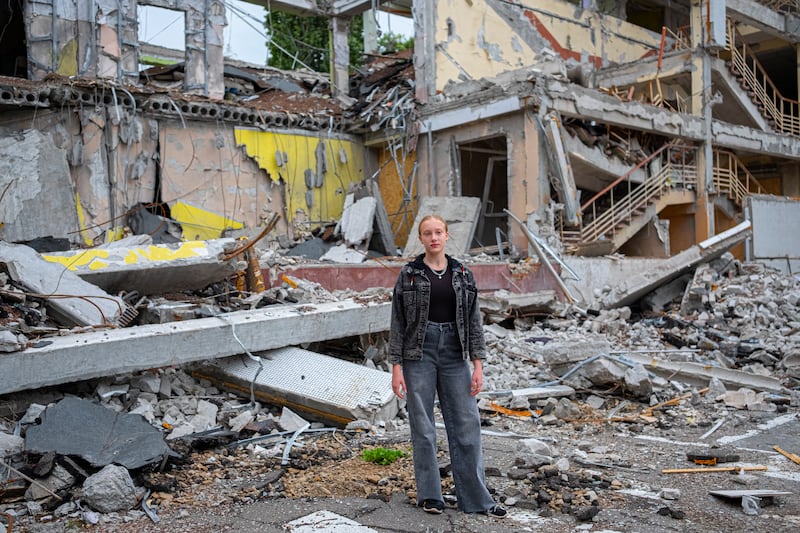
377;32;414;55
266;12;364;73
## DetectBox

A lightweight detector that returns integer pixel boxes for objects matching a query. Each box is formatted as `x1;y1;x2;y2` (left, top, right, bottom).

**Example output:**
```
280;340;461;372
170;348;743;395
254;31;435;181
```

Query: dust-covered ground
10;393;800;533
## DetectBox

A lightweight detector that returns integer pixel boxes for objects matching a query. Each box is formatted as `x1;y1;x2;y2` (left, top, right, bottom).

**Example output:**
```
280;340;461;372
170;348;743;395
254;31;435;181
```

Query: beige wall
433;0;659;93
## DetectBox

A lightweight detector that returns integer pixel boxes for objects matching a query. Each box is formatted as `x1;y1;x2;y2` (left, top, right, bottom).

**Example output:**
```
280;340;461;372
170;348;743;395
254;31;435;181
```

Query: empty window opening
0;0;27;78
137;5;186;71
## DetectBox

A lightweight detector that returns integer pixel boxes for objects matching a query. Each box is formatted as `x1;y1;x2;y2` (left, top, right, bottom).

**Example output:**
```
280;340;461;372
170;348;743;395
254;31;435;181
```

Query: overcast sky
138;1;413;66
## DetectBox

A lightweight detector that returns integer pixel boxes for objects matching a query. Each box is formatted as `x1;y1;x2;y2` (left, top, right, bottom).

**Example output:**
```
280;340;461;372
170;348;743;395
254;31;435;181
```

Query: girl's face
418;218;448;254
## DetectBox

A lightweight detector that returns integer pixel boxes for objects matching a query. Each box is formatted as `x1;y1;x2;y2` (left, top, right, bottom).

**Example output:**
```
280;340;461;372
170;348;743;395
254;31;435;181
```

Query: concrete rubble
0;0;798;530
1;223;798;530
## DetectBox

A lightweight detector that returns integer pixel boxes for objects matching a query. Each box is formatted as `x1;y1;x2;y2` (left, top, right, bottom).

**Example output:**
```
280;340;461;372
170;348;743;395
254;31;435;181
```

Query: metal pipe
504;208;575;303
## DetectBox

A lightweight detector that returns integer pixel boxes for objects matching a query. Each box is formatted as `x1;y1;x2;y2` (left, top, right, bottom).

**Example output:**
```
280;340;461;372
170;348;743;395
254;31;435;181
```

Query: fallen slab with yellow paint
42;238;241;296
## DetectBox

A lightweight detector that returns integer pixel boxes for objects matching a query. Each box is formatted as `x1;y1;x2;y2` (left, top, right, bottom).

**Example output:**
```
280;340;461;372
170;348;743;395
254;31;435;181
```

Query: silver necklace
427;263;447;279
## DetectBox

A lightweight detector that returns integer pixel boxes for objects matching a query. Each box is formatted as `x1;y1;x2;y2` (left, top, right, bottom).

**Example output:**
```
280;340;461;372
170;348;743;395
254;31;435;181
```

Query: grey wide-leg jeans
402;321;495;513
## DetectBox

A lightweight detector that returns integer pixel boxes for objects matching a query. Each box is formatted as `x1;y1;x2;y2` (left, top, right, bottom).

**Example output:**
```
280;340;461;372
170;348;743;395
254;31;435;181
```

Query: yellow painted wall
435;0;659;91
160;124;281;241
171;201;244;242
234;129;365;226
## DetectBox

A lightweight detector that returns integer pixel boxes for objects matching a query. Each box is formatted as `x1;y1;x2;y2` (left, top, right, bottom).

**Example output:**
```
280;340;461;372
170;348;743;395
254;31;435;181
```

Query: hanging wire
226;0;316;72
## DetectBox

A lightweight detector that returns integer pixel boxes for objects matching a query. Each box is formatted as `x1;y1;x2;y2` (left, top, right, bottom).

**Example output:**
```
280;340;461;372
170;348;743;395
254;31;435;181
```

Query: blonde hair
418;214;448;235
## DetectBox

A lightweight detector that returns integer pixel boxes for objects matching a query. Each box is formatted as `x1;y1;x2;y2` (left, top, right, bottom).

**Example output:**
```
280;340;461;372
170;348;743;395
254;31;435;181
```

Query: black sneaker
421;499;444;514
483;505;507;518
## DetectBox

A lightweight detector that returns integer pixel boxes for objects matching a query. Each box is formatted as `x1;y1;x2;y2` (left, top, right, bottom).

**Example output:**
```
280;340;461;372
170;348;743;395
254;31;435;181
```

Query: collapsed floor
1;247;799;532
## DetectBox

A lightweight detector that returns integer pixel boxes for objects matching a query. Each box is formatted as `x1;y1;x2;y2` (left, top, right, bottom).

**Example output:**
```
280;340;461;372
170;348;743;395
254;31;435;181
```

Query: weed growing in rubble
361;447;407;465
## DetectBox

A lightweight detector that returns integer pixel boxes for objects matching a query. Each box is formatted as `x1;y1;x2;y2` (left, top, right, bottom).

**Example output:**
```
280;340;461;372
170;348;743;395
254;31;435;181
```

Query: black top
425;264;457;323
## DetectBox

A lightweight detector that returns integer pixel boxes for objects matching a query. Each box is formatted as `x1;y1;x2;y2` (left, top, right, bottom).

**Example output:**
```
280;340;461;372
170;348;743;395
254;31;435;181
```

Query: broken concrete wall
0;102;286;245
72;106;160;246
0;129;81;243
746;194;800;273
427;0;661;95
160;122;283;240
618;218;671;259
417;106;542;256
25;0;138;83
562;256;659;309
24;1;224;98
140;0;226;98
234;128;366;237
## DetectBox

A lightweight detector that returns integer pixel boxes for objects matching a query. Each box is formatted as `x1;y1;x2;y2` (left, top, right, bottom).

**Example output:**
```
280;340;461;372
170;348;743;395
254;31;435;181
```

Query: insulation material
198;347;398;427
234;129;364;226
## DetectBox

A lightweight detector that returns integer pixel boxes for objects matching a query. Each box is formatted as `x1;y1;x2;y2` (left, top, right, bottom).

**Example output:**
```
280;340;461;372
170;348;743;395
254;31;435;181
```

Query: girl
388;214;506;518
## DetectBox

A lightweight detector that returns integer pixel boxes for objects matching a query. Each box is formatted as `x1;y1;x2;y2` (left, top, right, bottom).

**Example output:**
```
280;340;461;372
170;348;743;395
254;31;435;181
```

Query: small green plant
361;447;407;465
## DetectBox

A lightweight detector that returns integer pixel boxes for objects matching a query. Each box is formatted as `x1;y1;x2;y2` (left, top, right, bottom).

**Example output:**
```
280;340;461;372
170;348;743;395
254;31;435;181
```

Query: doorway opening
458;136;509;249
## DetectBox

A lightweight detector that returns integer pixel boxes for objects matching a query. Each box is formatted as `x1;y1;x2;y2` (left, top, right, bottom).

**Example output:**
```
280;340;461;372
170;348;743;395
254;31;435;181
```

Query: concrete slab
402;197;481;257
195;346;398;427
41;239;240;296
598;221;752;309
0;300;391;396
24;396;175;469
0;241;127;327
622;352;784;393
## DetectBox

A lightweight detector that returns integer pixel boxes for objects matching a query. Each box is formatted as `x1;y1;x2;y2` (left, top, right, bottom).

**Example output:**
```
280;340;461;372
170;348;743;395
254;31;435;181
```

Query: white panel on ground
285;510;377;532
198;347;398;426
403;196;481;257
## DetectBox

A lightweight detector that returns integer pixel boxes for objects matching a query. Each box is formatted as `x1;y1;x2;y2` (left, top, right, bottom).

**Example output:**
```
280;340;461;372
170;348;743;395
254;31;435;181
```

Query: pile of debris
0;239;797;530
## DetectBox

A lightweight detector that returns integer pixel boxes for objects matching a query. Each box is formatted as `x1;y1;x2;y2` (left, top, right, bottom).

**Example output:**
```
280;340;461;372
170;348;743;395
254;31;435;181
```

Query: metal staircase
559;146;766;254
725;18;800;137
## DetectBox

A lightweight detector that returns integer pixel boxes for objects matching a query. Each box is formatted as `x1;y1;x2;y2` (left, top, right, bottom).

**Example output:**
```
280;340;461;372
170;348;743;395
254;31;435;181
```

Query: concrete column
414;0;436;103
782;162;800;197
690;1;713;241
184;1;225;99
331;16;350;97
363;9;379;54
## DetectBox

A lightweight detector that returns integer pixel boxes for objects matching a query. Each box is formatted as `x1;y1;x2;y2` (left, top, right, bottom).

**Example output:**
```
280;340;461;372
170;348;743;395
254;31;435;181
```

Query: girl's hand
470;360;483;397
392;364;407;399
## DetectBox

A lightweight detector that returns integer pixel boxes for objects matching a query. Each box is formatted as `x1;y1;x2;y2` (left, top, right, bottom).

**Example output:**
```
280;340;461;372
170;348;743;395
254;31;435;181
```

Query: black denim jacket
388;254;486;365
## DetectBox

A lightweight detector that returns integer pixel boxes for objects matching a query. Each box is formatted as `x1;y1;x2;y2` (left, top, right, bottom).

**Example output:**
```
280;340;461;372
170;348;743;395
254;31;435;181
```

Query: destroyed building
1;0;800;531
0;1;796;283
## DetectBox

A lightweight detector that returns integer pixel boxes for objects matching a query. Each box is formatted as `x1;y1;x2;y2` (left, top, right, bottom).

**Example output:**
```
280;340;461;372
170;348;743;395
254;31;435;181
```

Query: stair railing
727;18;800;137
755;0;800;13
712;150;768;206
564;143;697;244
